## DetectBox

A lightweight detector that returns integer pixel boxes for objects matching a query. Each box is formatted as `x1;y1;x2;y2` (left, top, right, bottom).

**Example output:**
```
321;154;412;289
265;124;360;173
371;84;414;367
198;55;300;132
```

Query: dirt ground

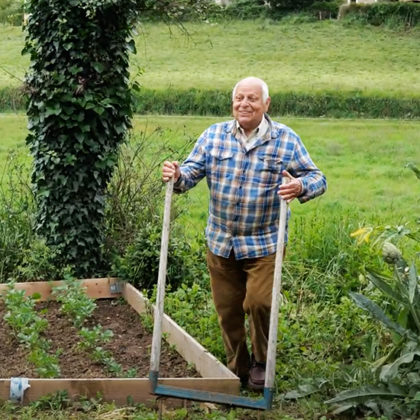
0;299;199;379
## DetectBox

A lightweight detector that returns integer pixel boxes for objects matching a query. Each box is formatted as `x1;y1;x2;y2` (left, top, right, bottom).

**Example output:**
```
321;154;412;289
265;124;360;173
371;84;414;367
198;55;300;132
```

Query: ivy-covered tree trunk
24;0;139;276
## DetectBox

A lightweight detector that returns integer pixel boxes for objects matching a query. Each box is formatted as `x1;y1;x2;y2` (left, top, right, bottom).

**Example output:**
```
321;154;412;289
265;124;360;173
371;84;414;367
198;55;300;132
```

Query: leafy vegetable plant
52;274;96;328
1;283;61;377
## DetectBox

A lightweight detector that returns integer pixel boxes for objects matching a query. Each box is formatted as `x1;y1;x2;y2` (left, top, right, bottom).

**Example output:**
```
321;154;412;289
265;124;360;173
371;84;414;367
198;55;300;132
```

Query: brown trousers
206;249;276;379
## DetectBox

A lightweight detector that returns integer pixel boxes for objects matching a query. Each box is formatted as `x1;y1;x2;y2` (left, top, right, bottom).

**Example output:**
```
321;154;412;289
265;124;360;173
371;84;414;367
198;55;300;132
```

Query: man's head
232;77;271;135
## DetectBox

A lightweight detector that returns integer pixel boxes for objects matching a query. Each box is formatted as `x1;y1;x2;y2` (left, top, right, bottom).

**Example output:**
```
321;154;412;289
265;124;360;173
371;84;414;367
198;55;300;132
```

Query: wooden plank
0;278;121;301
0;278;240;405
123;283;238;380
0;378;238;406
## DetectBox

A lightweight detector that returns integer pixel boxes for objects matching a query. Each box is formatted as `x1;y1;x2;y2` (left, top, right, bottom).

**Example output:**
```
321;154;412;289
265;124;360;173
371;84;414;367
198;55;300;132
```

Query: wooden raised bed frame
0;278;239;405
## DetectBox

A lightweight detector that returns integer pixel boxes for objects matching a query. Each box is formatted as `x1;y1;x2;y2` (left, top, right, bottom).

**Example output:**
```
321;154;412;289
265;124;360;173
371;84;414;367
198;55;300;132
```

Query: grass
131;115;420;240
1;20;420;98
2;112;419;242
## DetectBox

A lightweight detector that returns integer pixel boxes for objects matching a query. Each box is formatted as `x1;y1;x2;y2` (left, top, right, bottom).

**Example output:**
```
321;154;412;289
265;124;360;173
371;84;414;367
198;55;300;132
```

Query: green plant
78;325;137;377
162;282;224;360
28;347;61;378
115;219;208;292
24;0;140;277
52;274;96;328
327;165;420;417
103;128;193;260
0;0;23;25
1;283;61;377
339;2;420;28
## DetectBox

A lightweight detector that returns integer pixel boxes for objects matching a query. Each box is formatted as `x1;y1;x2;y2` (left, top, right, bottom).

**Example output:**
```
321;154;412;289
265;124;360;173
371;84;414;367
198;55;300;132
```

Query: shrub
133;88;420;119
339;2;420;28
223;0;268;20
0;0;23;25
114;218;208;292
0;151;66;282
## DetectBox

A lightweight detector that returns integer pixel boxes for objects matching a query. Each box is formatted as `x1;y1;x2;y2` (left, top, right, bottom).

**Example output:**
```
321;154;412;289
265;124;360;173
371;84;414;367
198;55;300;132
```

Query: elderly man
162;77;326;390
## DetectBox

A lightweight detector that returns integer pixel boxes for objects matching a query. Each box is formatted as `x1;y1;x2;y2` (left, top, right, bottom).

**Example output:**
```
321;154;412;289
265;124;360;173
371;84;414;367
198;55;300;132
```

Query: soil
0;299;199;379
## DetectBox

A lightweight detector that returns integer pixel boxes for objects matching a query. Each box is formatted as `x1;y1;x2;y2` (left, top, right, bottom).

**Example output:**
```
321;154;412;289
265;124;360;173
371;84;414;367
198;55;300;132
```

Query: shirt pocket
208;149;235;182
256;156;283;188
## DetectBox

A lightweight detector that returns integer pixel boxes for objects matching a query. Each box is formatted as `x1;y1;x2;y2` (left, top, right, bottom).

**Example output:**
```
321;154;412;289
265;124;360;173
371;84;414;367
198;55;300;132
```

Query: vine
24;0;140;276
23;0;208;277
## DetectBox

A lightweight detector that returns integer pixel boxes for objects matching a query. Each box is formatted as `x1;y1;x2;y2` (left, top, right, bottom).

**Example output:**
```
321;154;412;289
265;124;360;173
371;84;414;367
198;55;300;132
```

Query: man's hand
162;161;181;183
277;170;303;203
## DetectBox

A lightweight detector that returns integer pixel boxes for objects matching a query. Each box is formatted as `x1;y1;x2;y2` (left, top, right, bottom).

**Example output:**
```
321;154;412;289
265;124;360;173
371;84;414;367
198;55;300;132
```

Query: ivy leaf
92;62;105;73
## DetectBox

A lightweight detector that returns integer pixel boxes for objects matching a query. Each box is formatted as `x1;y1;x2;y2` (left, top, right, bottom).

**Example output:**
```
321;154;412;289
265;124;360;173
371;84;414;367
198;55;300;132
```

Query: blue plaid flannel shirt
174;114;327;259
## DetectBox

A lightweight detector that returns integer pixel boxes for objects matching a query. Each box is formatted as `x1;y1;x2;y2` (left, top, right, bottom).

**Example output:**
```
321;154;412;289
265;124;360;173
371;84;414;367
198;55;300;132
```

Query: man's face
232;81;270;134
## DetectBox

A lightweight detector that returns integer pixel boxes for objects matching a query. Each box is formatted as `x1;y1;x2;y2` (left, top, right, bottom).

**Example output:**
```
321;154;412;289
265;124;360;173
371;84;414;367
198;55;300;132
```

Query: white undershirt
236;116;269;151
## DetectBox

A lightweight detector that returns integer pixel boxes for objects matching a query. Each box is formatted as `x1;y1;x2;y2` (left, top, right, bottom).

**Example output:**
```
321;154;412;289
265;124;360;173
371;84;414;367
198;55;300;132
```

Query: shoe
248;358;265;391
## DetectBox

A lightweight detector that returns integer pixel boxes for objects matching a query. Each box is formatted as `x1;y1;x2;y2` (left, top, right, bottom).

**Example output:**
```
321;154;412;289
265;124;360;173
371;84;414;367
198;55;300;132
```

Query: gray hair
232;77;270;103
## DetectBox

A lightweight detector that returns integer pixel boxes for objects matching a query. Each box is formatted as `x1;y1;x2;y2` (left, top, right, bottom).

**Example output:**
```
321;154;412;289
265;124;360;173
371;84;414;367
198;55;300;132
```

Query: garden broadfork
149;177;289;410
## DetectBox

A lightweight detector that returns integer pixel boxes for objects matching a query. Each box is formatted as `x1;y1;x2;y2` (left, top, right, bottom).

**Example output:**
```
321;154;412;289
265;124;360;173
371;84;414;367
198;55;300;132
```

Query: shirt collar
235;115;269;140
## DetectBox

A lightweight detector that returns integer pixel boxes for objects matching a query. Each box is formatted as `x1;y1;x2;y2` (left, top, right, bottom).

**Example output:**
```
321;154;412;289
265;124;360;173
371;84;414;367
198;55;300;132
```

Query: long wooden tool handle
150;178;174;373
265;178;289;389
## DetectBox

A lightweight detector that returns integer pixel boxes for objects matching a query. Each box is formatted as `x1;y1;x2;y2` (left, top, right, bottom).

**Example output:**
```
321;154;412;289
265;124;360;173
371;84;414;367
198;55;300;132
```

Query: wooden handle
265;177;288;389
150;179;174;373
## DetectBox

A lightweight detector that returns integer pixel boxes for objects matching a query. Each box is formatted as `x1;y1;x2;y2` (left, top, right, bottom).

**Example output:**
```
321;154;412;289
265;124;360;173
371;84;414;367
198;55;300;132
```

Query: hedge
1;86;418;119
339;2;420;27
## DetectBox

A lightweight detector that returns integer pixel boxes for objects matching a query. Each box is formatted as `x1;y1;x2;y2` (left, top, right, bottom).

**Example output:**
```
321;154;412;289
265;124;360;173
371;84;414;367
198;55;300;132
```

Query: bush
0;0;23;25
223;0;268;20
2;86;419;118
104;128;207;292
339;2;420;28
0;151;67;282
114;218;208;292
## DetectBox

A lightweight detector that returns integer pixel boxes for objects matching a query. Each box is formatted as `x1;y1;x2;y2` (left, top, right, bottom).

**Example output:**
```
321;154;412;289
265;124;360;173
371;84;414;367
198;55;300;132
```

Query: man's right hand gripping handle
162;161;181;183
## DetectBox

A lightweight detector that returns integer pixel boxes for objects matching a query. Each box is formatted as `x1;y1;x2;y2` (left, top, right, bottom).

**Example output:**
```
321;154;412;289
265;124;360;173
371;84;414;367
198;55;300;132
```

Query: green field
1;20;420;97
2;112;419;237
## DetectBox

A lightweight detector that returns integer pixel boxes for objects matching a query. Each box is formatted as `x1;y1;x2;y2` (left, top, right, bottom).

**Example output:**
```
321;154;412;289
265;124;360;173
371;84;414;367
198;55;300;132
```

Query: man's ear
265;97;271;112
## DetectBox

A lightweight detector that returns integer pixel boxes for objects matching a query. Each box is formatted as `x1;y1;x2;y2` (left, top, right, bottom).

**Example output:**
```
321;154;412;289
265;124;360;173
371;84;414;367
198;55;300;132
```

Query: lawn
1;20;419;97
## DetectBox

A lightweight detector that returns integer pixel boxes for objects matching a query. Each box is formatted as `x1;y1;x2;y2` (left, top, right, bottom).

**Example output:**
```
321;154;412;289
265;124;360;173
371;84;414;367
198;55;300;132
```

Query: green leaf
367;270;405;305
126;39;136;54
380;349;420;382
349;292;411;338
408;263;418;305
92;62;105;73
326;385;405;405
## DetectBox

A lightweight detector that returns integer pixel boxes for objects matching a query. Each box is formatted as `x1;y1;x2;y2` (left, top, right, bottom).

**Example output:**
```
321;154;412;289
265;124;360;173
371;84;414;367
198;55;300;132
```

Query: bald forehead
232;77;269;102
236;80;263;95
